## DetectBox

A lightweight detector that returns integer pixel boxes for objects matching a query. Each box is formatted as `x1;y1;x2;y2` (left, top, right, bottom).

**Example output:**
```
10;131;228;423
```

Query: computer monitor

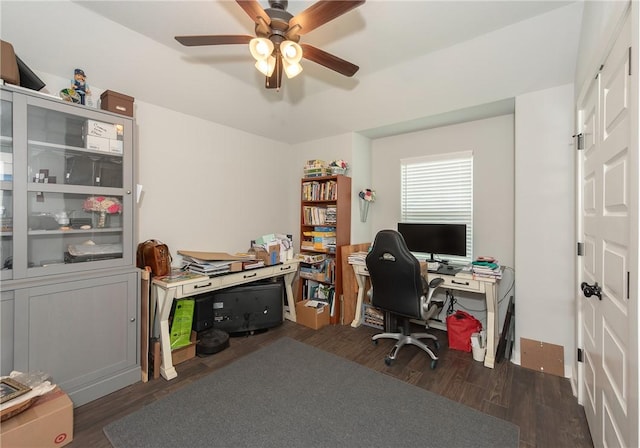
397;222;467;261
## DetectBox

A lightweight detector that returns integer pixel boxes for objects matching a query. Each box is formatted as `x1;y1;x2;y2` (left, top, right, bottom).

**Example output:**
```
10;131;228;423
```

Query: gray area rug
104;337;519;448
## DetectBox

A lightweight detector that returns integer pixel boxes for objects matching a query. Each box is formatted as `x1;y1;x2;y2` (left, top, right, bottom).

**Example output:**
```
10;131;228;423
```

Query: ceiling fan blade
290;0;365;36
175;35;254;46
236;0;271;26
300;43;359;77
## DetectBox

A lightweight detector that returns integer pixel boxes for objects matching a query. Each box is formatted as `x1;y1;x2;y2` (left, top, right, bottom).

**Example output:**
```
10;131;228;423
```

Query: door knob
581;282;602;300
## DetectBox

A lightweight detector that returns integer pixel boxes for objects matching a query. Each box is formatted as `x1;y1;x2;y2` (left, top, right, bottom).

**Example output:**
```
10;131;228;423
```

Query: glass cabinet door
1;91;13;280
24;97;132;276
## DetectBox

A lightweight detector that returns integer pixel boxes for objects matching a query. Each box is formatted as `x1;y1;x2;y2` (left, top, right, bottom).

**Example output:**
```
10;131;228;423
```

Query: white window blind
400;151;473;263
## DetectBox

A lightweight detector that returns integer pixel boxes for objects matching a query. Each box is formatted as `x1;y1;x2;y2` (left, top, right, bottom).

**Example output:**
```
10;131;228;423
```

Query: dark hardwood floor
70;321;593;448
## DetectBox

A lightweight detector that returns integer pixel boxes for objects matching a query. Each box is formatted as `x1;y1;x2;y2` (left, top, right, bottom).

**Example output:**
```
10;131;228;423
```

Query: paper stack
181;256;234;275
347;251;368;265
470;256;502;279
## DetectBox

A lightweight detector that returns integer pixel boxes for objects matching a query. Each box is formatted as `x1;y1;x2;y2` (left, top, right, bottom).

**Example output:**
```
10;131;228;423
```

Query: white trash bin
470;332;485;362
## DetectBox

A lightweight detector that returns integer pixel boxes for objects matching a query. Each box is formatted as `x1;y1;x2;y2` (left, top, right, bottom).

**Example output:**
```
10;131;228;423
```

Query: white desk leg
351;273;366;327
153;285;178;380
282;269;297;322
484;284;498;369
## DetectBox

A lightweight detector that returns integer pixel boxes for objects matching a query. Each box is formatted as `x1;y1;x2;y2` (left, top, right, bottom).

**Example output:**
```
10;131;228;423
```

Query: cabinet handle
451;280;469;286
194;282;212;289
280;266;292;272
244;272;257;279
130;317;136;322
126;190;132;195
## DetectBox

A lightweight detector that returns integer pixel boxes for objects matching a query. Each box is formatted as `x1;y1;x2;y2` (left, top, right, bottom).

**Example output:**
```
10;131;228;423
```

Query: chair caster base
430;359;438;369
385;356;393;366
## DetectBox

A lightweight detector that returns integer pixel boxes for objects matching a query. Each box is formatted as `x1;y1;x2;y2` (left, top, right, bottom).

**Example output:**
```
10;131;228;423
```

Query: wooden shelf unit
298;175;351;324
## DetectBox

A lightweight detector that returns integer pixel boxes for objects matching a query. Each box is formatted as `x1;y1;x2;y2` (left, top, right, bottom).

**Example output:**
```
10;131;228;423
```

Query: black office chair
366;229;445;368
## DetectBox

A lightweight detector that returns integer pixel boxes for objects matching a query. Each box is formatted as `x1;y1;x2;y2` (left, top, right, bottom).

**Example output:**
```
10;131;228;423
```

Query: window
400;151;473;263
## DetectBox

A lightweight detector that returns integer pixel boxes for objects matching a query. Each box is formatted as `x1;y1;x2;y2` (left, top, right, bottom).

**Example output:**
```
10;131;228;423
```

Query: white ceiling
0;0;582;144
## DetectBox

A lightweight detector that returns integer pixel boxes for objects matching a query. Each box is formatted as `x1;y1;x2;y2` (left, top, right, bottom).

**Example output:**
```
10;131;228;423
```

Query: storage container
100;90;134;117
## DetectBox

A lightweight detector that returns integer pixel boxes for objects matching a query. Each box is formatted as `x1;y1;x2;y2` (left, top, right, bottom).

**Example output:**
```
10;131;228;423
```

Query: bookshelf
298;174;351;324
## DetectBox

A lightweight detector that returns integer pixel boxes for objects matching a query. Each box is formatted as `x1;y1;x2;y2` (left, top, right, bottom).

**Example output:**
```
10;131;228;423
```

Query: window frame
400;150;473;264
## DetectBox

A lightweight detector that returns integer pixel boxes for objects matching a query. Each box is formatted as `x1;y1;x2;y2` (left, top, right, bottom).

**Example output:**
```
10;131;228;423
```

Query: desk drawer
221;266;277;287
180;277;225;296
435;275;484;293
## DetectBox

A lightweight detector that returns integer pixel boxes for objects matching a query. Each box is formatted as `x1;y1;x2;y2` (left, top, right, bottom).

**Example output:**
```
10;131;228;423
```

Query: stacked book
347;251;368;265
181;256;233;275
312;227;336;251
470;257;502;279
325;206;337;224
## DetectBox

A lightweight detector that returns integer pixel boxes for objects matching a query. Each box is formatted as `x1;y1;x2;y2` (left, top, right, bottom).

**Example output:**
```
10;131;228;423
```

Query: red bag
446;310;482;352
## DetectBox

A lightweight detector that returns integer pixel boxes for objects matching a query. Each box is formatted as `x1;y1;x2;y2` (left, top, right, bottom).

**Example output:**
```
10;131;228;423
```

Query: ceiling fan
175;0;365;90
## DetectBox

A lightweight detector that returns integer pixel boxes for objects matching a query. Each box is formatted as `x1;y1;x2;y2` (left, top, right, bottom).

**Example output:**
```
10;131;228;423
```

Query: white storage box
85;135;109;152
84;119;117;140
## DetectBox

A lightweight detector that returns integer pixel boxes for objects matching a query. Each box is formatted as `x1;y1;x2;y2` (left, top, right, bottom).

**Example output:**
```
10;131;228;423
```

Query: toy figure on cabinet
72;68;91;105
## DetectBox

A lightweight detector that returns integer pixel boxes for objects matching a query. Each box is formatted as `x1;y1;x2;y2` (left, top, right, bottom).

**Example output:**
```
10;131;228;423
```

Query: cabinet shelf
27;227;123;236
29;139;123;159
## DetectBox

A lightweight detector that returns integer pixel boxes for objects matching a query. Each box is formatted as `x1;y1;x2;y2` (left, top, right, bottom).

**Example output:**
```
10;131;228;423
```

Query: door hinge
573;133;584;150
577;242;584;256
577;348;584;362
629;47;632;76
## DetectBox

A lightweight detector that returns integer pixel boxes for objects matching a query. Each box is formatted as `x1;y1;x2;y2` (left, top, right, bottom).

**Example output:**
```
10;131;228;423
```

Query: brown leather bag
136;240;172;276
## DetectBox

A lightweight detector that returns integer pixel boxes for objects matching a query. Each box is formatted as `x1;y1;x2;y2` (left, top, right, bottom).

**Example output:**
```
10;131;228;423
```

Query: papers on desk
347;251;368;265
181;256;234;276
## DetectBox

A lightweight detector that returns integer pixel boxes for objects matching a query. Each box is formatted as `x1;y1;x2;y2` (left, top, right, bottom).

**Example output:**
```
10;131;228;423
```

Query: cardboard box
109;139;123;154
171;330;197;365
0;387;73;448
100;90;134;117
84;119;117;139
268;244;280;265
0;40;19;86
85;135;110;152
253;245;279;266
295;300;330;330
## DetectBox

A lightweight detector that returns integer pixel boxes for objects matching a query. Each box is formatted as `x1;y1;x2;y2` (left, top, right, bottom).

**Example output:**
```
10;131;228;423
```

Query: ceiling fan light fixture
282;58;303;79
280;40;303;64
249;37;274;61
255;55;276;77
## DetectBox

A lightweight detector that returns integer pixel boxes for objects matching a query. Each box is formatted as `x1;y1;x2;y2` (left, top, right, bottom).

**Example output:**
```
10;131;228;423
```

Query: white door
577;12;638;448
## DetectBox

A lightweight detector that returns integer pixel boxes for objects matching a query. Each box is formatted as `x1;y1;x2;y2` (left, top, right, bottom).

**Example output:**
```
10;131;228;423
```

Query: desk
349;263;500;369
152;260;299;380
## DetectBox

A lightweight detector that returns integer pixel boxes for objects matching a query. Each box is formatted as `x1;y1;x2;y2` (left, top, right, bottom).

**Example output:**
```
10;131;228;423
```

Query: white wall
369;115;515;330
514;83;575;377
290;133;372;248
134;102;295;263
575;1;630;98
